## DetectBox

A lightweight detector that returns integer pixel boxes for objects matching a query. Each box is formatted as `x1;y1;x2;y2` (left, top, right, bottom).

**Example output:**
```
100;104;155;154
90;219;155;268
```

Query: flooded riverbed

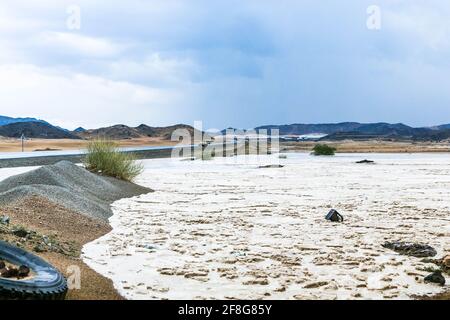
82;153;450;299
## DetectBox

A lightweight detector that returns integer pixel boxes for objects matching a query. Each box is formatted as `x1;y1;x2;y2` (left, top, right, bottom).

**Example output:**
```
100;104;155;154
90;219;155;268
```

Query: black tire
0;240;67;300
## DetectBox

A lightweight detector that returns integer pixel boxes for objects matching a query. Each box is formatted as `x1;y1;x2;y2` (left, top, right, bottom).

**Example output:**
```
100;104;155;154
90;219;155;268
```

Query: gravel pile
0;161;151;221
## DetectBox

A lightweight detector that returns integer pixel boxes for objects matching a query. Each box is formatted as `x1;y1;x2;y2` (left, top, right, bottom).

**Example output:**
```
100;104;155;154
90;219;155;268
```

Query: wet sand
82;153;450;300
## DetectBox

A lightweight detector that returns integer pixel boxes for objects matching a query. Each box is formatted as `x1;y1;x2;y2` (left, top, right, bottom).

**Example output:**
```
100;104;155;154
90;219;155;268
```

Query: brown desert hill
136;124;208;140
75;124;142;140
0;122;80;139
76;123;211;141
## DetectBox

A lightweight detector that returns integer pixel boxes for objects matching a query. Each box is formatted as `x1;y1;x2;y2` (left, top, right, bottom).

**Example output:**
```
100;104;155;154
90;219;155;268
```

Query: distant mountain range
0;115;450;142
77;124;206;140
255;122;450;141
436;124;450;130
0;115;47;127
0;122;80;139
0;116;206;140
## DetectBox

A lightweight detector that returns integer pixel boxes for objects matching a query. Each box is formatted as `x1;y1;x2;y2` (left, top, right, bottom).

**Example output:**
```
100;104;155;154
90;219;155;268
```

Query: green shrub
312;144;336;156
83;139;143;181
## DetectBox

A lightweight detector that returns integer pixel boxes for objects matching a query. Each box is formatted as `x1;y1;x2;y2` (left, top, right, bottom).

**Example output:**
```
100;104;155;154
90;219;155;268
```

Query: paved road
0;142;271;168
0;147;180;168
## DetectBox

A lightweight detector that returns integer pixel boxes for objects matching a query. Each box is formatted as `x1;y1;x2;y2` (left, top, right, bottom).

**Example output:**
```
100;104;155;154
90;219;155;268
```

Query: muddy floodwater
82;153;450;299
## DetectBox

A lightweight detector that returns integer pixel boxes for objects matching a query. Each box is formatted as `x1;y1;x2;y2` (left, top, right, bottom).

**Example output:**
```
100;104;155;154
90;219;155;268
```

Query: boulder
356;159;375;164
382;241;437;258
12;227;29;238
424;271;445;286
258;165;284;169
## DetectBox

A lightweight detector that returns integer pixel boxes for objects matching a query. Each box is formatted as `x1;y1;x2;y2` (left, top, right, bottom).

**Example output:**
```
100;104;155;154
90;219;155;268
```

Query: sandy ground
0;196;123;300
0;137;177;152
83;153;449;300
0;137;449;154
282;140;450;153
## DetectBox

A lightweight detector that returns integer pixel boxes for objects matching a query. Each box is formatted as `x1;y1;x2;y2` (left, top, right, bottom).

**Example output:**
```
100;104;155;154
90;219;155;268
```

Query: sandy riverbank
0;137;178;153
83;154;449;300
281;140;450;153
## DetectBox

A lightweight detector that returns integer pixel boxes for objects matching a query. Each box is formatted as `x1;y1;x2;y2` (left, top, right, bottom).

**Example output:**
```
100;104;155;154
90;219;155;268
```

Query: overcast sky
0;0;449;130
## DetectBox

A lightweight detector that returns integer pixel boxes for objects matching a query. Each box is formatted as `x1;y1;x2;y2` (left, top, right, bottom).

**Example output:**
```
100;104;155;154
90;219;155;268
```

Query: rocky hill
435;124;450;130
0;122;80;139
0;115;47;126
253;122;450;141
255;122;362;135
75;124;209;141
2;114;450;142
75;125;142;140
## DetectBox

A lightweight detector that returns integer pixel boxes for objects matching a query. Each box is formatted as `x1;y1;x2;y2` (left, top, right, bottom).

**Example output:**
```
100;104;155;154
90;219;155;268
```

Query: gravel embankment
1;195;124;300
0;161;152;221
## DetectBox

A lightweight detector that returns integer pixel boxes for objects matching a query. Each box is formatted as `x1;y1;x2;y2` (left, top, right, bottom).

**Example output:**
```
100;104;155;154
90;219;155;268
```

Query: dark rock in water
258;164;284;169
421;255;450;274
325;209;344;222
356;159;375;164
0;261;5;269
424;271;445;286
382;241;437;257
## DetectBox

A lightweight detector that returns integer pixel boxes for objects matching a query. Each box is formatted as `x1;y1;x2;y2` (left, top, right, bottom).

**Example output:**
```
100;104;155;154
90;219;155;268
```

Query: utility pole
21;133;25;152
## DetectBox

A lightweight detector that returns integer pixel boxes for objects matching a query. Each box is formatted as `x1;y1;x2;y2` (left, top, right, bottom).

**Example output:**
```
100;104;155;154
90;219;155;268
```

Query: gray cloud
1;0;449;129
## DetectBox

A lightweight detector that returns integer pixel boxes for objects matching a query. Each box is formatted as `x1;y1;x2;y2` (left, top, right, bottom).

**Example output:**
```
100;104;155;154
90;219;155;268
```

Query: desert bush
312;144;336;156
83;139;143;181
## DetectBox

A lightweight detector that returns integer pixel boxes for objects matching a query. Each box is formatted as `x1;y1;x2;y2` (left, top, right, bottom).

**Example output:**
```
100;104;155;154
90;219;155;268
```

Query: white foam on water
82;153;450;299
